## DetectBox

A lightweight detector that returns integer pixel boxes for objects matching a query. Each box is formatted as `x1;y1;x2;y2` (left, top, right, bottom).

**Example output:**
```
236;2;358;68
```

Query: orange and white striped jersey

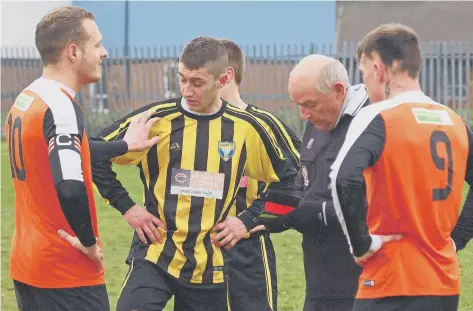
6;77;104;288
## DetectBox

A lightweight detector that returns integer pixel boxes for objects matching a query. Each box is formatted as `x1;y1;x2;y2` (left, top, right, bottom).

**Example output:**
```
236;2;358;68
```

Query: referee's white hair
291;54;350;93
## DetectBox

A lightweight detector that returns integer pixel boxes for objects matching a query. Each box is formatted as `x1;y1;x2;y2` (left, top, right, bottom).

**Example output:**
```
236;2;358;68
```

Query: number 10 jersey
5;77;104;289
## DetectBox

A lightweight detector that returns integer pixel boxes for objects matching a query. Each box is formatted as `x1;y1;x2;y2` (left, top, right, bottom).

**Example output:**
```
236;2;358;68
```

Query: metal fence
2;41;472;137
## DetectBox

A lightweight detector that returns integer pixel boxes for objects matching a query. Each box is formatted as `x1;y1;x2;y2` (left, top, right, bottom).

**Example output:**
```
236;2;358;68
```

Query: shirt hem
356;289;461;299
143;257;226;285
11;274;105;289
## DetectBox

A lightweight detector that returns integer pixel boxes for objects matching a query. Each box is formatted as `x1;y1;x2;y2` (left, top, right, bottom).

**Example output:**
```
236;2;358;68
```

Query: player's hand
355;234;403;265
249;224;266;234
124;204;166;244
123;110;160;152
211;216;248;250
58;229;103;272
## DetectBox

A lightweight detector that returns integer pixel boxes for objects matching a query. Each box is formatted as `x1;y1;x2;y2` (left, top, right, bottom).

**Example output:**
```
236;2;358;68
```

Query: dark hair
180;36;228;78
35;6;95;66
220;39;245;85
357;23;421;79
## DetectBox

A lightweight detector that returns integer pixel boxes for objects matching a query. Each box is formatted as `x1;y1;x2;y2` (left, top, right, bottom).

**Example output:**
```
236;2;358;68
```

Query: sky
73;1;336;48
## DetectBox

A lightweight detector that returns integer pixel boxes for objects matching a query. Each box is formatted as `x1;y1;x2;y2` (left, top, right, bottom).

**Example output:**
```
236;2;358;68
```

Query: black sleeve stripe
96;99;179;141
43;108;56;142
248;106;301;168
225;106;284;160
71;99;85;136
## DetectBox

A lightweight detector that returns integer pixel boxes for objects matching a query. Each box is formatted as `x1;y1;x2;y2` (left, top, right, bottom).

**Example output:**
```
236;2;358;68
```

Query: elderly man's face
289;82;345;132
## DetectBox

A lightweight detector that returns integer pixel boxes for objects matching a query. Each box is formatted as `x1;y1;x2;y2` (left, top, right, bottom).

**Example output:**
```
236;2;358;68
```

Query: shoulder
246;105;290;129
26;78;82;134
96;97;181;140
353;97;402;123
224;104;267;130
247;105;278;119
120;97;180;122
136;97;180;117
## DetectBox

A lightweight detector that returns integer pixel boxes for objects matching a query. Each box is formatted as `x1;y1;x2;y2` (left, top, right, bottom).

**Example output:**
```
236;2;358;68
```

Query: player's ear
65;42;81;63
374;62;385;84
225;66;235;83
217;72;229;89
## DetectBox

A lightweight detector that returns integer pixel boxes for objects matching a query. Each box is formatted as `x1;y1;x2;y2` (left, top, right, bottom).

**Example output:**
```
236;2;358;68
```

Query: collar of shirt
38;76;76;98
180;97;220;116
333;84;368;128
389;90;429;104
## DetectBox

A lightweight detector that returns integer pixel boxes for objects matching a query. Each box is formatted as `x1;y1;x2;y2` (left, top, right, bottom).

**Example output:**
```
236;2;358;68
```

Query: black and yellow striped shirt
233;104;302;216
91;97;297;284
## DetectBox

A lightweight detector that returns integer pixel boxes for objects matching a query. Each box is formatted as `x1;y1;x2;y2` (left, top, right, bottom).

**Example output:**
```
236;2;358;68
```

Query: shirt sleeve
89;136;137;215
249;107;302;170
237;117;298;230
330;113;386;257
43;103;95;247
89;139;128;166
95;111;153;166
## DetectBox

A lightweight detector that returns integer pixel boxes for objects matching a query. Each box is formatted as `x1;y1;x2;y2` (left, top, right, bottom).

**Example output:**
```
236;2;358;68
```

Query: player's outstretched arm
260;120;333;234
91;109;165;244
90;109;160;164
243;108;303;234
242;129;298;230
212;118;298;249
451;124;473;251
277;194;339;234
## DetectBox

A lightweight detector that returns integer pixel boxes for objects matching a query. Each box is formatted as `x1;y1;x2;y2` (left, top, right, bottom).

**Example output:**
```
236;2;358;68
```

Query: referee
267;54;370;311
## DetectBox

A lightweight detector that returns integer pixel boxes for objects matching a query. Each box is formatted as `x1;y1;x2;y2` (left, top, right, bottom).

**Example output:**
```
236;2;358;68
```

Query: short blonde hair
35;6;94;66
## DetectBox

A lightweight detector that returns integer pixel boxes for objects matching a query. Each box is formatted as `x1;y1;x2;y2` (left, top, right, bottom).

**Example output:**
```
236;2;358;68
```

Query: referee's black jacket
295;84;369;299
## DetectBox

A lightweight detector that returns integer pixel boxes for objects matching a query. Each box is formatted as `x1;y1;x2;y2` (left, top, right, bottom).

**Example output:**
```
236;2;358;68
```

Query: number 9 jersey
5;77;104;289
330;91;472;299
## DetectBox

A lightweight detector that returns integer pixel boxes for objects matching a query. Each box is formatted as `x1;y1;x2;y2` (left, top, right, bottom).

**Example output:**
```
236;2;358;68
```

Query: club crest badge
218;141;236;162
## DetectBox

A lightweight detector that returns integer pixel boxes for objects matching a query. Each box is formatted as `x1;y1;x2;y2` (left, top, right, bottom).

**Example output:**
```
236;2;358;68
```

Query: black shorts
224;231;277;311
353;295;460;311
13;280;109;311
303;297;354;311
117;258;229;311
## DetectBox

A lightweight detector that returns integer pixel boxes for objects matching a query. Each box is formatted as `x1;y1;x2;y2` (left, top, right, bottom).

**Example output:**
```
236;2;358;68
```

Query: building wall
336;1;473;49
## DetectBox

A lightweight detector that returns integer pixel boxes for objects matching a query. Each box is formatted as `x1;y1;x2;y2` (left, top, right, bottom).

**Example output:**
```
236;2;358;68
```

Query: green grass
1;141;473;311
